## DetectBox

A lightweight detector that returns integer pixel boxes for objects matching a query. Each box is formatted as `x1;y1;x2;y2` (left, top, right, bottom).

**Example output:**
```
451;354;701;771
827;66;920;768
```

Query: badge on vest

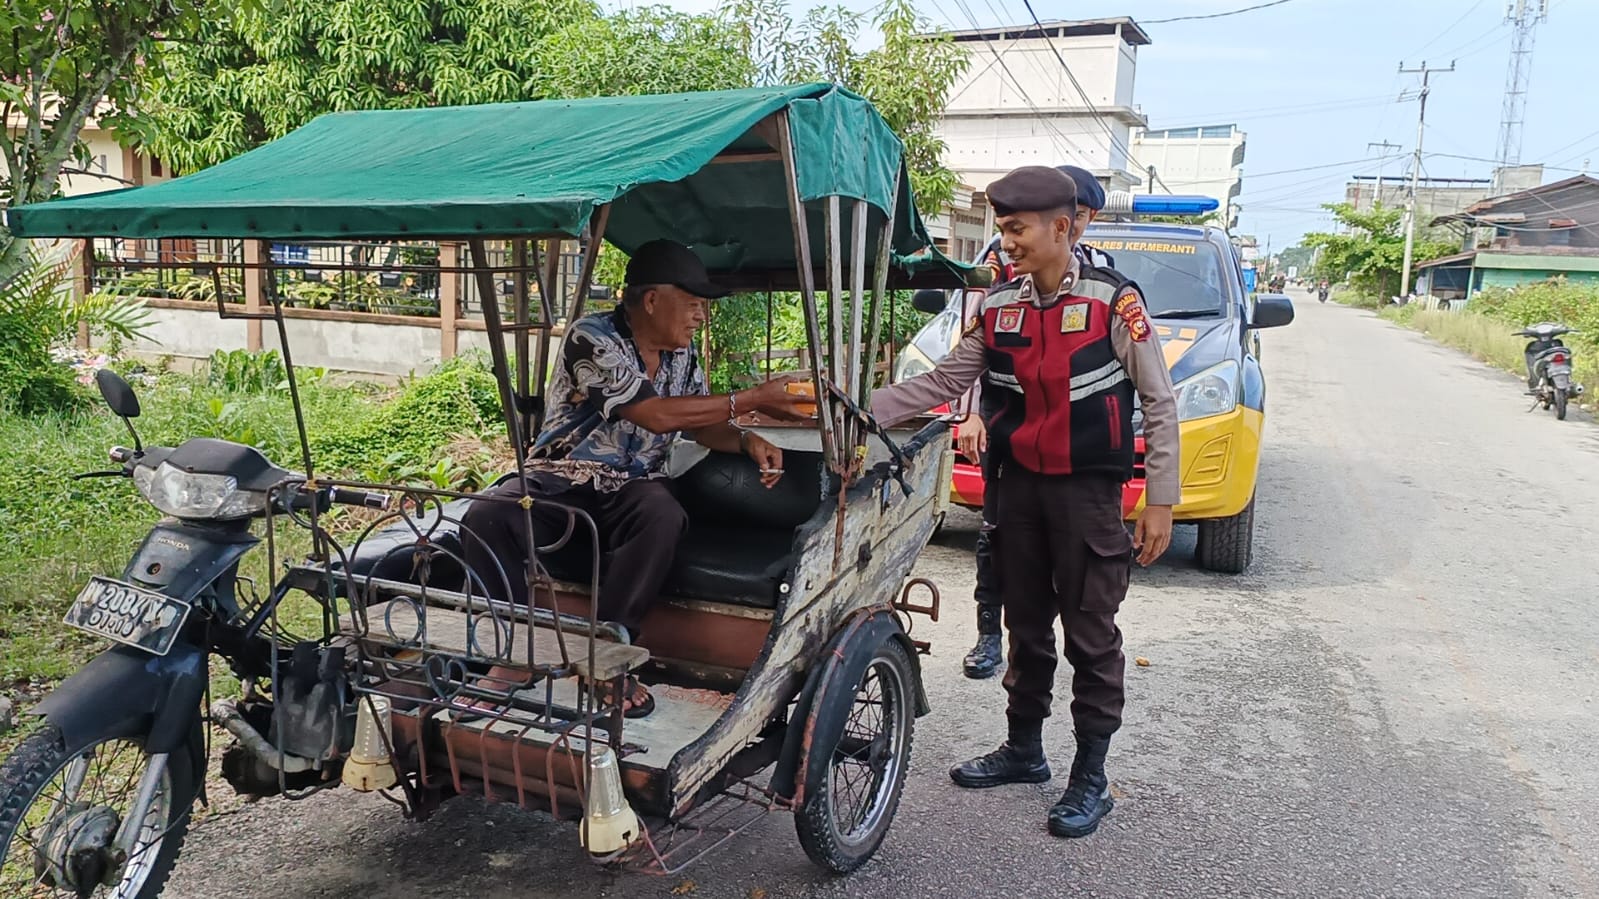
1060;303;1089;333
995;307;1026;333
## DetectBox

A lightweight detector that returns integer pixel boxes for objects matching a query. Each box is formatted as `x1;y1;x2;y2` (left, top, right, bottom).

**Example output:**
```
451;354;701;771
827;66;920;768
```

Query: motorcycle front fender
122;521;258;611
32;643;209;761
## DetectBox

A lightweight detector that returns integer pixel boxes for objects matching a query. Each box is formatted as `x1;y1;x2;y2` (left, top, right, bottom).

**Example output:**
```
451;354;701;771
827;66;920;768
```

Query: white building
1130;123;1245;215
936;17;1152;195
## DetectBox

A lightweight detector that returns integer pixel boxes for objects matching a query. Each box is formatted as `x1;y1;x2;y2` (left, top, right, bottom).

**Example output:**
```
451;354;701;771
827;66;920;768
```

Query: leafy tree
0;0;240;284
136;0;965;215
1301;202;1456;300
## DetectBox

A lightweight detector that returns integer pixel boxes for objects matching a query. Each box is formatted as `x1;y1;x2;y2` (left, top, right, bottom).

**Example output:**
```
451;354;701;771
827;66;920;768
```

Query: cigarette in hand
760;468;784;475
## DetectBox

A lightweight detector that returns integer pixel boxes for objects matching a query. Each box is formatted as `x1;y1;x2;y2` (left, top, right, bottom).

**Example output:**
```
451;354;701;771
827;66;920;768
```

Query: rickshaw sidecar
8;82;981;879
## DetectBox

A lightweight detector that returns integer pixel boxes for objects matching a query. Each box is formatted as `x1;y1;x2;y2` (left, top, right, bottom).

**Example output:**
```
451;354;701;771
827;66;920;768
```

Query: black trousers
993;466;1132;737
459;477;688;635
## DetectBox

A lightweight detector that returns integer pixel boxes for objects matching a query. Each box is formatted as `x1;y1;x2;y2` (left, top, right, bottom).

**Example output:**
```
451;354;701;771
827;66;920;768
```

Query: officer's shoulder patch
1113;287;1152;342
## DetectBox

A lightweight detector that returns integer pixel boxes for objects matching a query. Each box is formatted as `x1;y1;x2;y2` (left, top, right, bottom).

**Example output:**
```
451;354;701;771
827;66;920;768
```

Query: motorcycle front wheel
0;724;195;899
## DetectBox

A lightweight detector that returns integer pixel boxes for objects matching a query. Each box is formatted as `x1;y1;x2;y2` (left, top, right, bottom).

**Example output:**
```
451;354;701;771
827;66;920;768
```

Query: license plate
64;578;191;656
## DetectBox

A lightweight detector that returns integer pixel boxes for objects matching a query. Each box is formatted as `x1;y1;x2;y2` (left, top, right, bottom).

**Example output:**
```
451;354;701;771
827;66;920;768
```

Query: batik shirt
529;308;707;492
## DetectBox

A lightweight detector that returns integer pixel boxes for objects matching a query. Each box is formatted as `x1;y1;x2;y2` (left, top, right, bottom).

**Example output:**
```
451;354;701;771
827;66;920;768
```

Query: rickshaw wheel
795;638;916;874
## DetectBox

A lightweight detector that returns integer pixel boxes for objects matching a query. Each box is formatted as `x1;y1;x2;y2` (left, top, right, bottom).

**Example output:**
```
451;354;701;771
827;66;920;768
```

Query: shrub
310;354;503;474
1466;278;1599;392
0;246;153;414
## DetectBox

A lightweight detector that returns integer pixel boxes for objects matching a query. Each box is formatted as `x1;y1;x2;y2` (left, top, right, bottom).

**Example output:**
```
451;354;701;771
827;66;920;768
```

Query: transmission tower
1496;0;1550;167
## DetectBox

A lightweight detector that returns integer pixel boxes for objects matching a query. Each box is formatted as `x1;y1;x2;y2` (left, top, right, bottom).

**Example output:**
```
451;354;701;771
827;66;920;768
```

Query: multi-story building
935;17;1151;196
1130;123;1245;221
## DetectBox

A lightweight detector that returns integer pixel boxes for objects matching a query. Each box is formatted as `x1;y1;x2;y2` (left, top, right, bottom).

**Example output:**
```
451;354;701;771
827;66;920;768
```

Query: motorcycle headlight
894;344;936;382
1173;360;1241;422
133;461;266;519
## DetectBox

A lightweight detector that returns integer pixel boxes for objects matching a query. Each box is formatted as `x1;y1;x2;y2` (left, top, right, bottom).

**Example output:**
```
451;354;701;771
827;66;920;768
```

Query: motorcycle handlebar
328;487;393;511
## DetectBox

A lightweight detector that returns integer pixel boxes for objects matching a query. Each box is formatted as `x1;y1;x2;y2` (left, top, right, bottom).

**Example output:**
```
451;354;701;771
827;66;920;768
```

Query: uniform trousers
993;464;1132;737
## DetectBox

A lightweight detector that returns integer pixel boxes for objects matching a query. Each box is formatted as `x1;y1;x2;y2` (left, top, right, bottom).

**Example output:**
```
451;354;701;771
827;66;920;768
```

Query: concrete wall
122;304;252;359
114;303;445;377
260;315;442;377
940;27;1144;191
1131;125;1245;205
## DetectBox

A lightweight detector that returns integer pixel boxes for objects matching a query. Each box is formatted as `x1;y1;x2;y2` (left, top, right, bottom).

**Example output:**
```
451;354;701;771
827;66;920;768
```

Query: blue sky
638;0;1596;247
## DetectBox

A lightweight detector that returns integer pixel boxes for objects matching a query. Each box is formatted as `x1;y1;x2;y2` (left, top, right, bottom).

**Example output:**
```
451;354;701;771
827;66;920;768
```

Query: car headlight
894;344;936;382
1173;360;1240;422
134;461;266;519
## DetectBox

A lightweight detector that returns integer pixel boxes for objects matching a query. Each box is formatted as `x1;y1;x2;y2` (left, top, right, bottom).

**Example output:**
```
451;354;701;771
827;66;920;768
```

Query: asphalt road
164;297;1599;899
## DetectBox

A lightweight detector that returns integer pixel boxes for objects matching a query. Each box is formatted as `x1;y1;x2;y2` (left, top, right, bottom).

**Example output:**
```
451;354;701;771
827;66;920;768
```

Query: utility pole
1398;60;1454;297
1497;0;1550;168
1366;140;1403;210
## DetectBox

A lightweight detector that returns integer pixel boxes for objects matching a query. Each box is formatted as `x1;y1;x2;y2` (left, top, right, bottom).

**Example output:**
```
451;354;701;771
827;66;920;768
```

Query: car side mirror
1249;294;1295;329
911;289;948;315
95;369;141;419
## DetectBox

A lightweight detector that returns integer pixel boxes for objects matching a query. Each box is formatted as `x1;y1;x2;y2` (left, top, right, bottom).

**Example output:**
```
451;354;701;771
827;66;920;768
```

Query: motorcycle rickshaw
0;83;985;896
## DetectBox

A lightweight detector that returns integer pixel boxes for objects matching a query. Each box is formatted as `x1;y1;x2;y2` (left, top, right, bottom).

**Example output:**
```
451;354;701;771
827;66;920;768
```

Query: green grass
0;358;506;698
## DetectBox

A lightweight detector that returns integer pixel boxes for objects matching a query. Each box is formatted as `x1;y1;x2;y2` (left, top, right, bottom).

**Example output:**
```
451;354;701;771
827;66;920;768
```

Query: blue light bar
1129;195;1220;215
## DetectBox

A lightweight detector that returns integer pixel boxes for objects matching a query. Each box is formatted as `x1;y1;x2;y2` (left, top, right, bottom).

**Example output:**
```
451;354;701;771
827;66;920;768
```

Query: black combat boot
950;715;1051;788
963;605;1004;679
1048;734;1114;838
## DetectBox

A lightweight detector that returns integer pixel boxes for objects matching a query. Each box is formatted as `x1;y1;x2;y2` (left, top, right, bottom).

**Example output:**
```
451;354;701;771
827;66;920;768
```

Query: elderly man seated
462;239;807;716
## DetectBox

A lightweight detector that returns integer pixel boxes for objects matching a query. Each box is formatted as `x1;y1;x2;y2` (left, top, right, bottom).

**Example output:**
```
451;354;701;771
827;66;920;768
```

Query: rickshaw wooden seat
661;526;796;608
348;596;649;682
660;448;824;608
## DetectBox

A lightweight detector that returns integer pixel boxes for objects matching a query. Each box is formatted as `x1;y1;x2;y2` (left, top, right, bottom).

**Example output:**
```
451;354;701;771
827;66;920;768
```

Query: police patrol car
898;194;1294;572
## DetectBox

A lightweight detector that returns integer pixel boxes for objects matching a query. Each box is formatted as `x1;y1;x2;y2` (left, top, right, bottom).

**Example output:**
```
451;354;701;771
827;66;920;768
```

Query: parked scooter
1516;322;1583;420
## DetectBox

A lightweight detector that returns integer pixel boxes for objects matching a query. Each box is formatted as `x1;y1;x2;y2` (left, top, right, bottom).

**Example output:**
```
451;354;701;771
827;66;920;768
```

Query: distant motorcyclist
1317;280;1330;303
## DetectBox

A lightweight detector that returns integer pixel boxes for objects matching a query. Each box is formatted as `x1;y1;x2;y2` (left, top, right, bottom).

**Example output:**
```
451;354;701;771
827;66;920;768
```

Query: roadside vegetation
0;343;514;698
1377;278;1599;401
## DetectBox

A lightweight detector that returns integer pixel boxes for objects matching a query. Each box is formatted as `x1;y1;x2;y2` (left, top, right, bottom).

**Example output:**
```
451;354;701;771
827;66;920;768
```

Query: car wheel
1196;495;1256;574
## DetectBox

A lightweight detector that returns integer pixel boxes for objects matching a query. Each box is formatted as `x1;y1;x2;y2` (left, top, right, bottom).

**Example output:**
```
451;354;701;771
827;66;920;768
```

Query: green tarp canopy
7;83;976;288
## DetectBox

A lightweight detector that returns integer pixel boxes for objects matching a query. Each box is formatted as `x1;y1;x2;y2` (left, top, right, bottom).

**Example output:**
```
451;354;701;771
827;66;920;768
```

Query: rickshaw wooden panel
350;598;649;681
661;433;947;814
546;590;772;674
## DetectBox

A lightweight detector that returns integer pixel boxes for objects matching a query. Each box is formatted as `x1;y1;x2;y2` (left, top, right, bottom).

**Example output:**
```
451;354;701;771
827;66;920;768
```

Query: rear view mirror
1249;294;1295;329
95;369;141;419
911;289;947;315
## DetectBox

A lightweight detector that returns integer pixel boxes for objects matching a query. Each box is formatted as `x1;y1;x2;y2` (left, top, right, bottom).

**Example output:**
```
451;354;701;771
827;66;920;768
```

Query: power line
1424;151;1588;174
927;0;1095;163
1142;0;1298;25
1013;0;1150;176
1407;0;1489;58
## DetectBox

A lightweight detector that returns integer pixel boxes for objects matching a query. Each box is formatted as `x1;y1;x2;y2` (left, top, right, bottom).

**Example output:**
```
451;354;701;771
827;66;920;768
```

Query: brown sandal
595;676;655;719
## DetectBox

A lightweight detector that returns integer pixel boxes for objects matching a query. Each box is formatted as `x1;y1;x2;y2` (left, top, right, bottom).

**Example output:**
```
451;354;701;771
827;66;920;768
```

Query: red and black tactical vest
979;266;1137;480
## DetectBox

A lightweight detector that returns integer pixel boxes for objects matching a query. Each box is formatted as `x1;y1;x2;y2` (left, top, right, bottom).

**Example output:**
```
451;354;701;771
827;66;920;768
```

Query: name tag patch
1060;303;1089;333
995;307;1026;334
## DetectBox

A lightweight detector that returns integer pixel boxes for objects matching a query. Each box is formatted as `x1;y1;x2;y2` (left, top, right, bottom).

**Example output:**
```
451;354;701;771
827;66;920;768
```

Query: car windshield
1085;236;1231;318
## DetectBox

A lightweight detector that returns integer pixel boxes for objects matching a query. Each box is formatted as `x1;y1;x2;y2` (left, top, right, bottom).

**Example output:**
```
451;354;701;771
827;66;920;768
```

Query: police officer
960;164;1116;679
872;165;1179;838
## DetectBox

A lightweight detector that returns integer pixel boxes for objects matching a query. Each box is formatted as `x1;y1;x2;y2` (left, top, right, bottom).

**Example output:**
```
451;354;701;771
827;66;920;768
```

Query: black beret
1055;165;1106;210
987;165;1078;216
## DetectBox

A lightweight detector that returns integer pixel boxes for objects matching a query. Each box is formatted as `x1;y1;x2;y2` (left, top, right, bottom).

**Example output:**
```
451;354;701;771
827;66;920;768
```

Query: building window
1547;226;1573;247
150;156;163;177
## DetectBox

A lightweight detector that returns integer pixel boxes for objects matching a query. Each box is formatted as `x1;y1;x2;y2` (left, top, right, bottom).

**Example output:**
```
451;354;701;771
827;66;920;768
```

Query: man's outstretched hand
746;376;813;422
